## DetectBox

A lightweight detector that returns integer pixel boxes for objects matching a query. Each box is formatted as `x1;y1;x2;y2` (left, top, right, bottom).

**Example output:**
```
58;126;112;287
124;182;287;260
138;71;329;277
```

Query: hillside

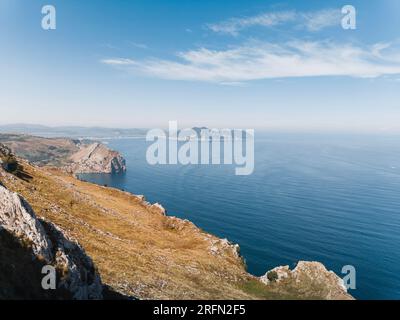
0;145;353;300
0;134;125;174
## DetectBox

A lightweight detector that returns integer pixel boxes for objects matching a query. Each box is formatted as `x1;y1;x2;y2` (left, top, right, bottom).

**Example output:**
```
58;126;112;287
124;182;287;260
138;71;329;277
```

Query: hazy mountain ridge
0;124;147;139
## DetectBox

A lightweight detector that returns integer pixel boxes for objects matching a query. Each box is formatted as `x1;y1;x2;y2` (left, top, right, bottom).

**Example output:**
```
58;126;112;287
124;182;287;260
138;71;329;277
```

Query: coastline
73;171;352;300
0;142;353;299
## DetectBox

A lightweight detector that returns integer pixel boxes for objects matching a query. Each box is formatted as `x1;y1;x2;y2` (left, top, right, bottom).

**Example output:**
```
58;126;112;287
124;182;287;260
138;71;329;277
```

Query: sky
1;0;400;132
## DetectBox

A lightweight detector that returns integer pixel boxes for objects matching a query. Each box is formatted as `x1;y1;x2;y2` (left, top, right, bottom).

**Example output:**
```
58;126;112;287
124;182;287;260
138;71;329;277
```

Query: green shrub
267;271;279;282
2;155;19;173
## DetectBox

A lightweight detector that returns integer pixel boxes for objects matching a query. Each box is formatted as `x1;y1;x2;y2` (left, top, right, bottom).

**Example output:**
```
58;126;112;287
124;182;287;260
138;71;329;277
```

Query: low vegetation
0;154;32;182
267;271;279;282
1;154;19;173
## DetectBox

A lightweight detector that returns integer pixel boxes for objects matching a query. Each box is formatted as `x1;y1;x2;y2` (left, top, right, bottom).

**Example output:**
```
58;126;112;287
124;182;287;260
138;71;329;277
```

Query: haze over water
80;133;400;300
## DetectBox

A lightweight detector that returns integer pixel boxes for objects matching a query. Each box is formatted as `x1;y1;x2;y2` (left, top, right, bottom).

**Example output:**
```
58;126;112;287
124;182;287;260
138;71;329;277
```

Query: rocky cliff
68;142;126;174
260;261;350;300
0;182;103;299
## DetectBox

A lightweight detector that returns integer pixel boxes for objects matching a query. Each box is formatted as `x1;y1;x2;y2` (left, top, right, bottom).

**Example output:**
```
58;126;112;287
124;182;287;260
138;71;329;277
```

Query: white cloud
207;11;296;36
101;41;400;83
300;9;342;31
128;42;148;49
101;58;137;66
207;9;342;35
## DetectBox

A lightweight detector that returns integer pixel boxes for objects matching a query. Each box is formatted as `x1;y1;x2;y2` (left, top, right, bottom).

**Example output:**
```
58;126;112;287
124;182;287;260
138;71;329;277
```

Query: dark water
79;133;400;300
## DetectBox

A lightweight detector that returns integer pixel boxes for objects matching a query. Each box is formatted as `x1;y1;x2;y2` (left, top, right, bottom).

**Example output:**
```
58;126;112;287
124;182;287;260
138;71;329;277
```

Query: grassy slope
0;159;351;300
0;134;78;166
1;160;256;299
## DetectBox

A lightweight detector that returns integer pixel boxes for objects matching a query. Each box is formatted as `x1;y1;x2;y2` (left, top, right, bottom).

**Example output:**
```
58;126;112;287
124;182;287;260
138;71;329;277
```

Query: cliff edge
68;142;126;174
260;262;350;300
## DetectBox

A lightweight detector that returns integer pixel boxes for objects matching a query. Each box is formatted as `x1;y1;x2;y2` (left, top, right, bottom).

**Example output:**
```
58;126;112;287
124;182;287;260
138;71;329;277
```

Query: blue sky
1;0;400;132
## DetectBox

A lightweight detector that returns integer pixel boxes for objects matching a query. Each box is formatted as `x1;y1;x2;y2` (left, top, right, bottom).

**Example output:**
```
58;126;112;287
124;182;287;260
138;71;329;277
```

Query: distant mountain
0;124;147;139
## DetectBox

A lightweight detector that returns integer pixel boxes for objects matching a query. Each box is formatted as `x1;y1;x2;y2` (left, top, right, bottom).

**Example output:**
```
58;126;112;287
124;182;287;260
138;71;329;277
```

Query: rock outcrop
0;185;52;261
68;142;126;174
209;238;241;258
0;183;103;299
260;261;352;300
0;144;12;158
0;144;13;171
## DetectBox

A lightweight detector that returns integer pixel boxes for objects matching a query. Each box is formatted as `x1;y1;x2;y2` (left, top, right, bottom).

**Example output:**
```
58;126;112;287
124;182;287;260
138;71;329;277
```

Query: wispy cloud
128;41;148;49
101;43;119;50
206;9;342;35
207;11;296;36
101;58;137;66
300;9;343;31
101;41;400;83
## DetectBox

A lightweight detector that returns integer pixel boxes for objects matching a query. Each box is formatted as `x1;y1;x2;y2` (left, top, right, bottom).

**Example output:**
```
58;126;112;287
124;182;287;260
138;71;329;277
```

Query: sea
79;132;400;300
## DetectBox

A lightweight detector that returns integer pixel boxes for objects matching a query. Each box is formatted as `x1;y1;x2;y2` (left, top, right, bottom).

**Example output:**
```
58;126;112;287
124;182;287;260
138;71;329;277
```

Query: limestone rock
260;261;353;300
0;184;103;299
210;238;241;259
0;185;53;261
148;203;166;215
68;142;126;174
261;265;291;283
40;220;103;299
0;144;12;157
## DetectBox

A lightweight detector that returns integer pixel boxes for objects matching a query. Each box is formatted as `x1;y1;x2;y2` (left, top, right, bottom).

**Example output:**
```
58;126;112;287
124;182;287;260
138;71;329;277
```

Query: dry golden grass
1;161;259;299
1;160;352;300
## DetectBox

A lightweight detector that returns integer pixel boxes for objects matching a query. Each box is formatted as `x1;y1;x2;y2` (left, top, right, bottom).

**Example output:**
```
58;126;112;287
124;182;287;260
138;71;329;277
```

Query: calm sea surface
79;133;400;300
